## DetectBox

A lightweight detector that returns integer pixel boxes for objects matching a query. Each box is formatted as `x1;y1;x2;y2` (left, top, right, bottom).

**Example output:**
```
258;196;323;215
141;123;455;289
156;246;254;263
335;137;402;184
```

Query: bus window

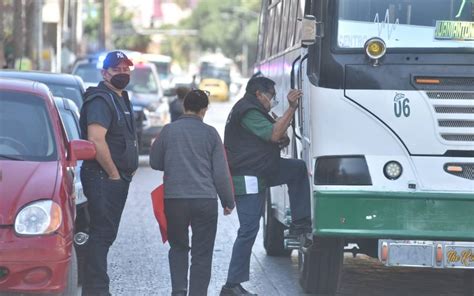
272;1;283;55
294;0;306;44
279;0;291;51
265;5;276;59
287;0;298;46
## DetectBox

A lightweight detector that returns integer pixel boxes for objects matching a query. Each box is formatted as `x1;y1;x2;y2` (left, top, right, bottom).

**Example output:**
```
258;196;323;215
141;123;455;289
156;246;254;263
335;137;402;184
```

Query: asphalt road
103;96;469;296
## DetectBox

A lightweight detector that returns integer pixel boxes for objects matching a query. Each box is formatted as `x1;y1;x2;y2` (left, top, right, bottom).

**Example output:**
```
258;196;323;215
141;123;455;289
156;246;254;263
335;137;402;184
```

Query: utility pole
99;0;112;51
0;0;6;68
25;0;42;70
13;0;24;68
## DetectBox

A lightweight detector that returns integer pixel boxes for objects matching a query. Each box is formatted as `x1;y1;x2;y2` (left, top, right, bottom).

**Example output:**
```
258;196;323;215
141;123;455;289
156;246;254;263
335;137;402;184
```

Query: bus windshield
337;0;474;49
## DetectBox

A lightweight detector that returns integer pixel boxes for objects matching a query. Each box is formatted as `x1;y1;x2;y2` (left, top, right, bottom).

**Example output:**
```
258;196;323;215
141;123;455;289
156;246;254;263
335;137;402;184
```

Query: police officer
220;77;312;295
79;51;139;296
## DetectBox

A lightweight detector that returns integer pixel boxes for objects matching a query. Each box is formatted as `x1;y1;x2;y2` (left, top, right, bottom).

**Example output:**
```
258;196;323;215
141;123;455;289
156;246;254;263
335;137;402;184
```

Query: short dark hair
176;86;190;100
183;89;209;112
245;76;275;95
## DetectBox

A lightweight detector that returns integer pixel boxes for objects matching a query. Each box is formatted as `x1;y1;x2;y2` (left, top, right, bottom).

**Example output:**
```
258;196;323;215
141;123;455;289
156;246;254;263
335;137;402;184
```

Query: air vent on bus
434;106;474;114
441;134;474;142
438;120;474;128
444;163;474;180
426;90;474;143
427;92;474;100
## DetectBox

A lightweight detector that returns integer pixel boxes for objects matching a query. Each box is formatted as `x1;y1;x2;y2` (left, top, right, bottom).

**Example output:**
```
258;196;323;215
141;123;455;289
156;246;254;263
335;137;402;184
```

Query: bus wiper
0;154;25;161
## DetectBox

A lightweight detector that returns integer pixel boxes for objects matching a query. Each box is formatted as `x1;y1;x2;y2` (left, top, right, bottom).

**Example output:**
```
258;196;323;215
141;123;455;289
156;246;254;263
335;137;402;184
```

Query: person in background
79;50;139;296
150;89;235;296
169;86;190;122
220;76;312;296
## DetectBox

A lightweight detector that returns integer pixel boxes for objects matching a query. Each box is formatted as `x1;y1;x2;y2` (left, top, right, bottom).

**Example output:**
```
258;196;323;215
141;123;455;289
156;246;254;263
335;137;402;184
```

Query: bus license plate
445;245;474;268
387;242;434;267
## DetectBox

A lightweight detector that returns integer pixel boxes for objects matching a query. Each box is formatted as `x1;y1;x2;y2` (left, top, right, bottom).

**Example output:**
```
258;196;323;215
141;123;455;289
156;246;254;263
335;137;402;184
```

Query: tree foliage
161;0;261;73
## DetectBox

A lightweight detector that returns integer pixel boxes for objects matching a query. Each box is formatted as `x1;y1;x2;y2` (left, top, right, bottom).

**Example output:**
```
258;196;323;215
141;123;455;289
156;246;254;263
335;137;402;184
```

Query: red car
0;78;95;295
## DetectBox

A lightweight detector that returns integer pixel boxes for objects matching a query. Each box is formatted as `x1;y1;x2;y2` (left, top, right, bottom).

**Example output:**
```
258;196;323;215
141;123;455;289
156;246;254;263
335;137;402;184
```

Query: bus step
283;230;301;250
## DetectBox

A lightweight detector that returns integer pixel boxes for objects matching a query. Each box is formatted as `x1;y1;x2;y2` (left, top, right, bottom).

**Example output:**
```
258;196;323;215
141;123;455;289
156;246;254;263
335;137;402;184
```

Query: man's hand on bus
287;89;303;109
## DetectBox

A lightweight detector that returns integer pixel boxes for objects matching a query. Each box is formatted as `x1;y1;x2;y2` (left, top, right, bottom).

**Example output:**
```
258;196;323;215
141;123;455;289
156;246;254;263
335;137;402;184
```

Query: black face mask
110;73;130;89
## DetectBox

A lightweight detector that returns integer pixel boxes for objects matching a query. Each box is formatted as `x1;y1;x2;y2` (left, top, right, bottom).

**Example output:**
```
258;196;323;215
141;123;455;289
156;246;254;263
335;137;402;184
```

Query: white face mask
264;92;279;109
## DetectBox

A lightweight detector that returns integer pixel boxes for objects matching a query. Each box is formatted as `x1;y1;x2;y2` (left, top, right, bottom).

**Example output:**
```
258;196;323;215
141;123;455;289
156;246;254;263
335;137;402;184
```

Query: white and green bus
256;0;474;294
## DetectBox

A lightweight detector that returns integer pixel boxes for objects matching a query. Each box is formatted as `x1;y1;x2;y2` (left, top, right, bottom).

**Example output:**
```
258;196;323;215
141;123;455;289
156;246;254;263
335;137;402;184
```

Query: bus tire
61;247;79;296
299;237;344;295
263;190;291;257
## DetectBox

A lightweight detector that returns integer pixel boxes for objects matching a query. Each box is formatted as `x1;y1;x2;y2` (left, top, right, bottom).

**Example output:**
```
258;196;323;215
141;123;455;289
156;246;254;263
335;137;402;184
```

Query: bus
198;53;233;87
142;53;173;92
256;0;474;295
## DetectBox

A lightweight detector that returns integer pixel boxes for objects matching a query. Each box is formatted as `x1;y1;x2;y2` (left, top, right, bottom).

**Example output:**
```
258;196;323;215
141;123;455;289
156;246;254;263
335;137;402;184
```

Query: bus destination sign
435;21;474;41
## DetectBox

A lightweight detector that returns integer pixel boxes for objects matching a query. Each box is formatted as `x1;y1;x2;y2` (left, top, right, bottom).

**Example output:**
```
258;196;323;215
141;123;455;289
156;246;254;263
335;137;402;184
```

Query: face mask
271;97;279;108
110;73;130;89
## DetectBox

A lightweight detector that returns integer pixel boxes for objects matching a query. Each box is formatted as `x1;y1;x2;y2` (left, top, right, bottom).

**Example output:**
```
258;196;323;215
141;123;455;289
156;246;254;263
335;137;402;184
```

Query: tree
166;0;260;75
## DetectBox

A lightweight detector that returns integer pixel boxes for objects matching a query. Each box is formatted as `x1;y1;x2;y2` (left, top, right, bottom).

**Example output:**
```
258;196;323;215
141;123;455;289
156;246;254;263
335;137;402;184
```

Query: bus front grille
428;91;474;143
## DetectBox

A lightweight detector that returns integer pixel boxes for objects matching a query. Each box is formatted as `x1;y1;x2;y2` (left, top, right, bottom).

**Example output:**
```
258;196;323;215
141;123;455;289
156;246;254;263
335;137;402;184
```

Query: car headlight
15;200;62;235
314;156;372;185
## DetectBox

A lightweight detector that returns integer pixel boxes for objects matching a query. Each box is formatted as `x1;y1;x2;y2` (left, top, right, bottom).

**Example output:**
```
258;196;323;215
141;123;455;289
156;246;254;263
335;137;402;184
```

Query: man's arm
87;124;120;179
211;131;235;212
270;89;302;142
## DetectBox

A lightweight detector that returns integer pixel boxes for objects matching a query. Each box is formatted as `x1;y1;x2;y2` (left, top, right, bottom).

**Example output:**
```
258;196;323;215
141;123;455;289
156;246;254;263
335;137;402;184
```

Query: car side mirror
69;139;96;166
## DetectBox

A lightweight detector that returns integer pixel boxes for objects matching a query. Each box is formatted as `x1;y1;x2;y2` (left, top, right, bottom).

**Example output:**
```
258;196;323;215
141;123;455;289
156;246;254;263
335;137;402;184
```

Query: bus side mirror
301;15;323;47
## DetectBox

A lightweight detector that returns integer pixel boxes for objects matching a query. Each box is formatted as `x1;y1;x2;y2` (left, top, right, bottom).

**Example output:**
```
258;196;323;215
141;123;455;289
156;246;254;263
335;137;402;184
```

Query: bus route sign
435;21;474;41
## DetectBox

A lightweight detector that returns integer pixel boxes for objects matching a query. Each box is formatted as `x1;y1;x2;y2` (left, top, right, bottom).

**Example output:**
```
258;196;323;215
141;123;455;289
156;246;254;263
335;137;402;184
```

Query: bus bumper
314;190;474;240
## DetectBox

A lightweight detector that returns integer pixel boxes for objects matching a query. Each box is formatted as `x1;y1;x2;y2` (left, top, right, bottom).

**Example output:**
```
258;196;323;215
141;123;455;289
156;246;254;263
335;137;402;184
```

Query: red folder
151;184;167;243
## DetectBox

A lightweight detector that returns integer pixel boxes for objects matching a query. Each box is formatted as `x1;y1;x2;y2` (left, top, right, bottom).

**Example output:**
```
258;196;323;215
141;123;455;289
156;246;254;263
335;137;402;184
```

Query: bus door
291;53;312;172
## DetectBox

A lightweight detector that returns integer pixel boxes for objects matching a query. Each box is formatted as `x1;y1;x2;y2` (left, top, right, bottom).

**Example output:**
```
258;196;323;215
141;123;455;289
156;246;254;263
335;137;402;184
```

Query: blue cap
102;51;133;69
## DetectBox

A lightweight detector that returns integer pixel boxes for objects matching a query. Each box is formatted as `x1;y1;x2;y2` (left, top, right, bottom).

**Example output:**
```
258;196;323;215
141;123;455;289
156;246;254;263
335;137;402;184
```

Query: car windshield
337;0;474;49
0;91;57;161
151;62;171;80
128;67;158;94
47;84;83;108
73;63;102;84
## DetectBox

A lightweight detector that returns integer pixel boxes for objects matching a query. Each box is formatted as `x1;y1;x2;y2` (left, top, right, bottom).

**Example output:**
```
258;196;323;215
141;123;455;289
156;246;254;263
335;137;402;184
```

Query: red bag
151;184;167;243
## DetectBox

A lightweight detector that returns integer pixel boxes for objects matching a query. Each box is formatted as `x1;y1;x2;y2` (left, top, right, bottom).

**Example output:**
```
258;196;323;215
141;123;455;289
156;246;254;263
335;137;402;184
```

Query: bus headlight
364;37;386;65
314;156;372;185
15;200;62;235
383;161;402;180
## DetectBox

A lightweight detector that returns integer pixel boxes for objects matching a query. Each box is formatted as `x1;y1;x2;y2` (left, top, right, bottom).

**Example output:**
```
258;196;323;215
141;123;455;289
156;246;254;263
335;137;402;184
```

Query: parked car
199;78;230;101
0;78;96;295
72;57;169;154
0;70;86;108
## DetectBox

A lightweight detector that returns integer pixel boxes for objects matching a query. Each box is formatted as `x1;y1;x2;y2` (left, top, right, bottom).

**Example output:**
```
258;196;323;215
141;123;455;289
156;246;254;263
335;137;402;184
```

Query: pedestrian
79;50;139;296
169;86;190;122
149;89;235;296
220;76;312;296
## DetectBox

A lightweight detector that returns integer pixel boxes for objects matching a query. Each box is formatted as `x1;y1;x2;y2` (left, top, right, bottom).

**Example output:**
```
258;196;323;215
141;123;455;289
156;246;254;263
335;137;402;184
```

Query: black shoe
289;217;312;236
220;284;257;296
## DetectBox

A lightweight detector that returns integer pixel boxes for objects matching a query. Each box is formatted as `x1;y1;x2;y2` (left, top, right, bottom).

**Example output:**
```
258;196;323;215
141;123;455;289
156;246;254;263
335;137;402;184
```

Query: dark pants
226;158;311;284
165;198;218;296
80;167;130;296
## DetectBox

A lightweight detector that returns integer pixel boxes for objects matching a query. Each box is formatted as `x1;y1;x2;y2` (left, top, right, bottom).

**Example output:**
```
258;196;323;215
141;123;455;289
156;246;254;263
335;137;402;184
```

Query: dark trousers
267;158;311;221
80;167;130;296
226;158;311;284
165;198;218;296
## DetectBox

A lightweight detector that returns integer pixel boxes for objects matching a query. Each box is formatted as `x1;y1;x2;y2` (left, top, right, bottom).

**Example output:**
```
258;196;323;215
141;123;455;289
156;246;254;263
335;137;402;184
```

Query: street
105;97;468;296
